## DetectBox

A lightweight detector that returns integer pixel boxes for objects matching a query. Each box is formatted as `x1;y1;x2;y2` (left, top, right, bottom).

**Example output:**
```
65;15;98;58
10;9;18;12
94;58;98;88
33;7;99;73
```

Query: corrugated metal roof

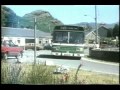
1;27;51;38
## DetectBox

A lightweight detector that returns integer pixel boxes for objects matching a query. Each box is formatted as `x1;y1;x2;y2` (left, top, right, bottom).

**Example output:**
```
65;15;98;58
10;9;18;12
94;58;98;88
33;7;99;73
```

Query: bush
1;61;119;84
1;62;76;84
1;63;23;84
1;62;56;84
26;65;55;84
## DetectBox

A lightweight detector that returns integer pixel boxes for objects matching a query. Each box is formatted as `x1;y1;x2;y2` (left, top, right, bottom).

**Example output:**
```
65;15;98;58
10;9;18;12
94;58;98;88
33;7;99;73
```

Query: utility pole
49;23;51;33
18;19;19;28
34;17;37;65
95;5;98;44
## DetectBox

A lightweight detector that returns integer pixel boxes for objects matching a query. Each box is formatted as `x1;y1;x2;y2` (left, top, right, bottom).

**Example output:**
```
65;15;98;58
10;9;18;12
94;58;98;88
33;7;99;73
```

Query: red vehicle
1;40;24;60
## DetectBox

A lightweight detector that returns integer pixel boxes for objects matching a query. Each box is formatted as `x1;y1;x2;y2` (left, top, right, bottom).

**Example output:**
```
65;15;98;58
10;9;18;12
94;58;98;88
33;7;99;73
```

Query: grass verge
1;60;119;84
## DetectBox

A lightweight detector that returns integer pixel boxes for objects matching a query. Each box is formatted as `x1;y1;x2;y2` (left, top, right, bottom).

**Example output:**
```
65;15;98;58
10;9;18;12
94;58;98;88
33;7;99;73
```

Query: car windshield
2;40;15;46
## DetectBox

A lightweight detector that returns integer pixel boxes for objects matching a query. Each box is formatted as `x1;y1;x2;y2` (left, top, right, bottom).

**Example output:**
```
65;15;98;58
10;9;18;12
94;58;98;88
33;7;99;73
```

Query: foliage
1;5;19;28
85;23;92;31
1;61;119;84
1;6;6;27
19;11;63;33
107;28;113;37
26;65;55;84
1;6;63;33
113;24;119;38
1;5;118;34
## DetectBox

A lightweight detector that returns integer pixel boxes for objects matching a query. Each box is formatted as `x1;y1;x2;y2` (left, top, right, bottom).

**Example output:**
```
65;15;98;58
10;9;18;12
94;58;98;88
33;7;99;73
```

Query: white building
2;27;52;50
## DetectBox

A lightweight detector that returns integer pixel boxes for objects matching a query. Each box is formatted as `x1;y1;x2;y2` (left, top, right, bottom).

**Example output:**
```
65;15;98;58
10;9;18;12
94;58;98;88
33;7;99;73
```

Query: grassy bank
1;61;119;84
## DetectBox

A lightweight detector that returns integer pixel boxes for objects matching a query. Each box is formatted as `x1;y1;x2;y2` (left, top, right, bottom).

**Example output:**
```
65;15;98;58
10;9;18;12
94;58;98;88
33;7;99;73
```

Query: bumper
51;52;84;57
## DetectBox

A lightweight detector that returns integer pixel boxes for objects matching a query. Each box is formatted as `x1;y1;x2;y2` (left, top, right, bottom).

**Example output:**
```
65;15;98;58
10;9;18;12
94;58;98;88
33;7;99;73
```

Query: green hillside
1;5;19;27
19;10;63;32
1;6;63;33
2;6;118;35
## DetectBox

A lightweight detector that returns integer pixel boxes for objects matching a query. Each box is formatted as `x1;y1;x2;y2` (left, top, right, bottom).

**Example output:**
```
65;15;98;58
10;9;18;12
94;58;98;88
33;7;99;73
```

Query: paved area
3;50;119;75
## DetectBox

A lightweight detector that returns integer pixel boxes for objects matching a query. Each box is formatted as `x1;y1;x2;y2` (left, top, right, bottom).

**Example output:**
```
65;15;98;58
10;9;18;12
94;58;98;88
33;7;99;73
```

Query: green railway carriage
51;25;85;57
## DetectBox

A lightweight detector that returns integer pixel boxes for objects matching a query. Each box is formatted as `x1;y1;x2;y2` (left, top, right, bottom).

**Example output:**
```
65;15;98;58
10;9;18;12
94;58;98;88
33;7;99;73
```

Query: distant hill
1;6;63;33
73;22;119;29
1;5;19;27
19;10;63;32
2;6;118;33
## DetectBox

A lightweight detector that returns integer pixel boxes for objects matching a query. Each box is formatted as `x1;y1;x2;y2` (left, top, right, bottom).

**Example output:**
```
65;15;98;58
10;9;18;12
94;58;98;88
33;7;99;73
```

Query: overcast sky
5;5;119;24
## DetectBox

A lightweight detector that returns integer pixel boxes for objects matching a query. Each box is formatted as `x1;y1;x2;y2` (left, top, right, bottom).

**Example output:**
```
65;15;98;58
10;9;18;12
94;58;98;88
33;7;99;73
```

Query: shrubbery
1;61;119;84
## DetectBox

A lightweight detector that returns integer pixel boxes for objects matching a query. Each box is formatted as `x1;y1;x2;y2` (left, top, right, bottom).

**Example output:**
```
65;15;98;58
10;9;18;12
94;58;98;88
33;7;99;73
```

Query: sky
5;5;119;24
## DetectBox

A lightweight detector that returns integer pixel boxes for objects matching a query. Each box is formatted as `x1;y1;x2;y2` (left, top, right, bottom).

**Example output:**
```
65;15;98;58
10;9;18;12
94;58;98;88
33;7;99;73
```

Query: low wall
89;48;119;62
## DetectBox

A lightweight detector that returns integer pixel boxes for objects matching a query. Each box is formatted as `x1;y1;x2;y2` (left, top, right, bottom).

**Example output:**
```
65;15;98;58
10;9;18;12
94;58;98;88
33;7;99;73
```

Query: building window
17;40;20;44
39;41;41;44
25;39;35;43
89;40;94;44
9;40;12;42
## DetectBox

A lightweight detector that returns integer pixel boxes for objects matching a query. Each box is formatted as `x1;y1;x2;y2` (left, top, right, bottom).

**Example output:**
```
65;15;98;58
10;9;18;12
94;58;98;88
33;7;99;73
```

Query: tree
85;23;92;31
113;24;119;38
1;5;18;27
1;6;7;27
107;28;113;37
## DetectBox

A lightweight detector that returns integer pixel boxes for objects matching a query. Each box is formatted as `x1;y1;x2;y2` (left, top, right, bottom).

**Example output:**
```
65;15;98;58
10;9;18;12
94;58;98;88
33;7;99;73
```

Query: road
4;50;119;75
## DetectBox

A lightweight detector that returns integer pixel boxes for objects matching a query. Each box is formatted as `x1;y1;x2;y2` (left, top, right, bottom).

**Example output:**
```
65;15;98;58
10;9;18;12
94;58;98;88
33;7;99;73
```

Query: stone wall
89;48;119;62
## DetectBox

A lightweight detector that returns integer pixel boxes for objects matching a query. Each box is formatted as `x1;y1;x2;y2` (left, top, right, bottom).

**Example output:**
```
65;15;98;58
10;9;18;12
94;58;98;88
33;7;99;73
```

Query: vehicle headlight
53;46;60;50
80;48;84;51
76;48;84;51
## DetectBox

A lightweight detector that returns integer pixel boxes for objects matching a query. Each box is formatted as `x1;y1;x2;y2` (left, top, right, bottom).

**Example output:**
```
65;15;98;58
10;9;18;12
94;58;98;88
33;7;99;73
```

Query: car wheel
3;53;8;60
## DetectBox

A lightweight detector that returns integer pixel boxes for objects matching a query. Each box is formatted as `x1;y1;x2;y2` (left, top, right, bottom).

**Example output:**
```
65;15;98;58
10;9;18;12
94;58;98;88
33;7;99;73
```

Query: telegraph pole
95;5;98;44
49;23;51;33
34;17;37;65
18;19;20;28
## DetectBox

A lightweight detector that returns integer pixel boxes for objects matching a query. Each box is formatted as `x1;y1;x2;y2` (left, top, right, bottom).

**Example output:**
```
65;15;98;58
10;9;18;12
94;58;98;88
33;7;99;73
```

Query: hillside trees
112;24;119;38
1;6;18;28
85;23;92;31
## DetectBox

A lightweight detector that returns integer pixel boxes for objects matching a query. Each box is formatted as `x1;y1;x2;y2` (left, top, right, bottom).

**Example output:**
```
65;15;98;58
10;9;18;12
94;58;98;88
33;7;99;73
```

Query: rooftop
1;27;51;38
